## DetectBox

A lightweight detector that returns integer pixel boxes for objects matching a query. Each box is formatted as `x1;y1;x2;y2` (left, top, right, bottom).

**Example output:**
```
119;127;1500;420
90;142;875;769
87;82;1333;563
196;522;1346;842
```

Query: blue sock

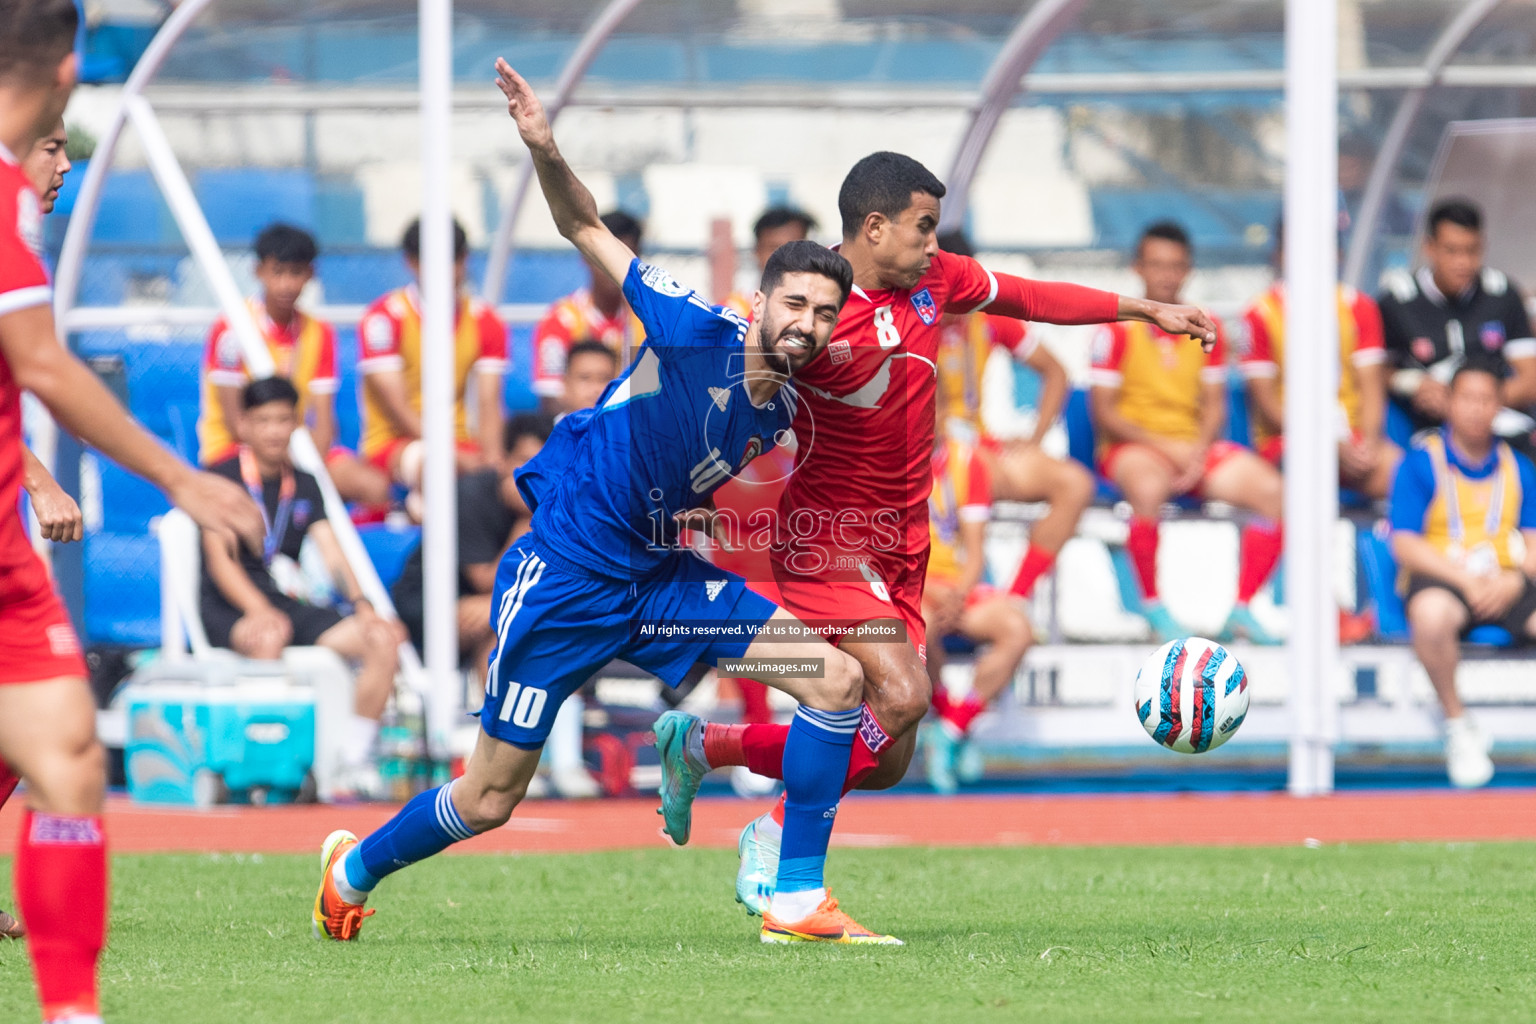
776;705;860;894
343;781;477;894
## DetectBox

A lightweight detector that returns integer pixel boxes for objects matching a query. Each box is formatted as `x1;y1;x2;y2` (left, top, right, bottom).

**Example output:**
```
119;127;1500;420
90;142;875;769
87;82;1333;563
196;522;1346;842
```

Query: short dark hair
242;376;301;411
0;0;78;85
1427;198;1482;237
565;339;619;372
759;239;854;307
254;223;318;265
504;411;554;453
838;152;946;239
753;206;816;242
1451;363;1504;389
601;210;644;252
937;229;974;259
402;217;469;260
1137;220;1193;259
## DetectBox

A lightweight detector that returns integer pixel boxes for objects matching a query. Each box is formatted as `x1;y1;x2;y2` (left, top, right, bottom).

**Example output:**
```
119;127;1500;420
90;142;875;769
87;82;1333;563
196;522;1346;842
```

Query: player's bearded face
756;274;841;375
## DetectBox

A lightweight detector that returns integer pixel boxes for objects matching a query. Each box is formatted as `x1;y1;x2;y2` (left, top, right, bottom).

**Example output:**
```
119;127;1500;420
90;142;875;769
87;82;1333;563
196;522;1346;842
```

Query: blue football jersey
516;259;797;579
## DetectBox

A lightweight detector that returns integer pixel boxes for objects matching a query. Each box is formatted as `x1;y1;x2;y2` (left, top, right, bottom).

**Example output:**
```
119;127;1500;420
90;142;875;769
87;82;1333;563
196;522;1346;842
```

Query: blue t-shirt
1388;428;1536;534
516;259;797;579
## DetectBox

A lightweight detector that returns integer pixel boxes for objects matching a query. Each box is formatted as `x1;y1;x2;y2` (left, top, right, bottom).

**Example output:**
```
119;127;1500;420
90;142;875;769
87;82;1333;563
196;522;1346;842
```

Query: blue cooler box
118;660;316;806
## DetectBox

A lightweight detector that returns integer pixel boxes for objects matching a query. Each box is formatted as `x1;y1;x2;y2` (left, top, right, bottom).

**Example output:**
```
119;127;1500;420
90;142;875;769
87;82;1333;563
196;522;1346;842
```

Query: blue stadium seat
332;326;362;453
84;531;161;646
315;177;367;246
357;523;422;592
1386;400;1417;450
92;170;175;245
196;169;317;244
97;462;170;534
1226;378;1252;449
1356;528;1513;647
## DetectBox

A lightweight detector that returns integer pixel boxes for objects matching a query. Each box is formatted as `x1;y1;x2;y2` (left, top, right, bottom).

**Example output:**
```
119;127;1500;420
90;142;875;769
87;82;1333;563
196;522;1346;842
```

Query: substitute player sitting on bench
200;378;406;793
1390;365;1536;790
1089;221;1283;645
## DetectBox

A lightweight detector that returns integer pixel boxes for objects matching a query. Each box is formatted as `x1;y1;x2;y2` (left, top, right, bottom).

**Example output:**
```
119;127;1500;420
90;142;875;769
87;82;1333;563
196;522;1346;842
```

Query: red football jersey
778;249;999;578
0;148;55;603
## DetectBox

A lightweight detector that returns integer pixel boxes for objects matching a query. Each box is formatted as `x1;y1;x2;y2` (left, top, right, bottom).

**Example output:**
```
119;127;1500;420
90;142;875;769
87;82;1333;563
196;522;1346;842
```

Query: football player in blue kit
312;59;902;946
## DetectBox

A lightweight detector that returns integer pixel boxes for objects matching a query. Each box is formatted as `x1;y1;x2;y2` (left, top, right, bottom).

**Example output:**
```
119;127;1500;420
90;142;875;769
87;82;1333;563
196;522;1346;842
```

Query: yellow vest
927;437;987;583
198;299;329;464
1421;433;1523;574
934;314;991;436
360;289;490;460
1248;284;1362;449
1105;321;1211;447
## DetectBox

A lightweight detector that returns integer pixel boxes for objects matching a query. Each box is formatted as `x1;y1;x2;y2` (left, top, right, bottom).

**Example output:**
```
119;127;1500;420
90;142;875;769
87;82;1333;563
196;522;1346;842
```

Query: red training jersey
0;148;55;603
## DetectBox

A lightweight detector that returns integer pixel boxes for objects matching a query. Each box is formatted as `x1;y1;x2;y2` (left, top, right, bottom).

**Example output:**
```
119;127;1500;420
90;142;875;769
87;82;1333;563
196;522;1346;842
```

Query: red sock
736;679;772;725
0;761;19;809
941;692;987;736
743;705;894;810
703;721;792;777
1009;544;1056;600
1126;517;1160;601
1237;520;1283;603
16;810;107;1021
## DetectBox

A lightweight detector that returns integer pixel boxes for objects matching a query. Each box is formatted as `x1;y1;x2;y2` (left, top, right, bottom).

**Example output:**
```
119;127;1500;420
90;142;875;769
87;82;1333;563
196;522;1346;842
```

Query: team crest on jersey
737;435;763;471
15;186;42;257
639;262;690;298
910;288;938;326
1411;337;1434;362
1481;322;1507;350
828;339;852;365
362;313;395;354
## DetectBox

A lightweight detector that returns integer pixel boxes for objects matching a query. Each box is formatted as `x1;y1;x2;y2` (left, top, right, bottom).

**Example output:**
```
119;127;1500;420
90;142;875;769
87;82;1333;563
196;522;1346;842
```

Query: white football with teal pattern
1134;637;1249;754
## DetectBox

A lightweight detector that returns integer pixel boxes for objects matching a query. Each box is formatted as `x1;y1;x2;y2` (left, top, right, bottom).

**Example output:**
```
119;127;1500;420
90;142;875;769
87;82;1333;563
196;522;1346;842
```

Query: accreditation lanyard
238;447;297;566
1435;435;1506;552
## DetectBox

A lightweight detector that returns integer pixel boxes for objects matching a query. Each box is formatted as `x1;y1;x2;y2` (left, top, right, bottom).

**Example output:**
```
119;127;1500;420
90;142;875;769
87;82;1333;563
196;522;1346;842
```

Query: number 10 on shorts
496;681;549;728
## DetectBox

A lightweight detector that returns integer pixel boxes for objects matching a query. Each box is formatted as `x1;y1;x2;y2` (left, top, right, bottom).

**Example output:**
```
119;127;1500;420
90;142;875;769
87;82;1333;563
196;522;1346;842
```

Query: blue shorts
480;534;778;748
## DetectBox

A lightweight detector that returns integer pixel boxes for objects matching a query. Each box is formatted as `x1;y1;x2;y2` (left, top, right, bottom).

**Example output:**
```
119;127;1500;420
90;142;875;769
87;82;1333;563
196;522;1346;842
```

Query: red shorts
1098;440;1247;497
0;579;86;684
366;438;480;475
769;547;929;663
1256;436;1284;466
925;578;1001;612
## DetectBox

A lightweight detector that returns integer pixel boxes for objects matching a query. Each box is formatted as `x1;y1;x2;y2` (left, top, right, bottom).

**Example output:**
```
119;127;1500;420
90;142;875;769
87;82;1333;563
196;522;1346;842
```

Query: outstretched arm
496;59;634;289
986;272;1218;351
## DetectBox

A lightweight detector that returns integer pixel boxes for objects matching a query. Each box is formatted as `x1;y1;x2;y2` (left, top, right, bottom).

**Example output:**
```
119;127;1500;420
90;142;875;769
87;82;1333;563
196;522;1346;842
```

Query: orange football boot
760;892;902;945
312;829;375;941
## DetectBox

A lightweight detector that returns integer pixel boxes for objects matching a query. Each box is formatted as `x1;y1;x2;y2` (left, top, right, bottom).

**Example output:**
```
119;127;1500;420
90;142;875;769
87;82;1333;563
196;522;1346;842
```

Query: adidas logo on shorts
705;579;727;602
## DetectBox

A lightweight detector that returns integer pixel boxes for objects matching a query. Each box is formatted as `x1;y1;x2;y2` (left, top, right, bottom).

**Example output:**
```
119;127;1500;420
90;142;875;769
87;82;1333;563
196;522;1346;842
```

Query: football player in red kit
0;4;263;1019
656;151;1215;915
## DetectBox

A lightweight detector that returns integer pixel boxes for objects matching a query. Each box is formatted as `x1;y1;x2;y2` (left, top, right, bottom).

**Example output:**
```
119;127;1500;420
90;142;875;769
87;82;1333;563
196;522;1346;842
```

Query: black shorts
201;591;344;650
1404;573;1536;641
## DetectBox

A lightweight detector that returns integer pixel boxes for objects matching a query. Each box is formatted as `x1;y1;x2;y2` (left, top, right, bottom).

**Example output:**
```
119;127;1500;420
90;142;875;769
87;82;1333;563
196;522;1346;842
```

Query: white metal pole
420;0;460;757
1284;0;1340;796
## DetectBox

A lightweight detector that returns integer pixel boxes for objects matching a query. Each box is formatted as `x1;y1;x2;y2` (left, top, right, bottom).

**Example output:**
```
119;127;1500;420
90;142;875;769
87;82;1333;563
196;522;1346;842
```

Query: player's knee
821;649;864;710
1062;461;1096;509
29;739;106;816
1407;596;1459;638
877;659;932;733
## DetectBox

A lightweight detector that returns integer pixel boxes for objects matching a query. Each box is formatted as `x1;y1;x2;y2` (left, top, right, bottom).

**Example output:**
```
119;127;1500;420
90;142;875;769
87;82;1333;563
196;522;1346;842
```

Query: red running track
3;790;1536;854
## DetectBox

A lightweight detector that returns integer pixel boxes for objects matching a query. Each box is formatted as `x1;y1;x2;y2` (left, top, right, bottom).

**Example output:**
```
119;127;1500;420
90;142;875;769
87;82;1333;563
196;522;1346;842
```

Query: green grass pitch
1;843;1530;1023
